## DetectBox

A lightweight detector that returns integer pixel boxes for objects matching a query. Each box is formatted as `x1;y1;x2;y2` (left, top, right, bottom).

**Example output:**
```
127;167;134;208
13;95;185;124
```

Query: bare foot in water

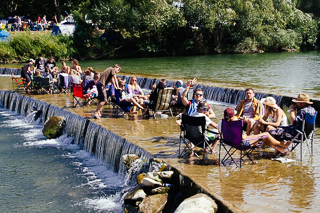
280;140;291;147
275;141;291;154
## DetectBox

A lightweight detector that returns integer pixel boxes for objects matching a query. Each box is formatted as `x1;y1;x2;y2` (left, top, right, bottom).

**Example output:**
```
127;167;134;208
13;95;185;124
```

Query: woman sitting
218;108;291;155
60;61;70;74
82;67;95;88
128;76;148;113
70;59;82;74
254;97;288;134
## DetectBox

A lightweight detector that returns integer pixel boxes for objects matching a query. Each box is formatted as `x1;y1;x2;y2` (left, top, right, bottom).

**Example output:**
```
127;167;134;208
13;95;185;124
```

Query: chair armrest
205;128;219;134
242;135;268;142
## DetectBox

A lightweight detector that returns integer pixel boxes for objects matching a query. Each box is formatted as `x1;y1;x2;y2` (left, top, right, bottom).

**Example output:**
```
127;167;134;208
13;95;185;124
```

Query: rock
123;154;140;171
124;184;145;204
137;173;146;184
42;116;66;139
132;189;147;200
139;193;168;213
142;177;162;187
156;171;174;179
151;187;169;194
174;193;218;213
146;172;162;183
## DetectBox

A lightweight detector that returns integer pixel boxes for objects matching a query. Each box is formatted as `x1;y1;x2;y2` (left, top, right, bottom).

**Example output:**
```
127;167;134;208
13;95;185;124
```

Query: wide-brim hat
263;97;279;109
292;93;313;104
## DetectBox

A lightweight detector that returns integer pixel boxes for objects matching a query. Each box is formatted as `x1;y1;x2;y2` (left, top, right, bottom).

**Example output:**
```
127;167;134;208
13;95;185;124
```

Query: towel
188;99;197;115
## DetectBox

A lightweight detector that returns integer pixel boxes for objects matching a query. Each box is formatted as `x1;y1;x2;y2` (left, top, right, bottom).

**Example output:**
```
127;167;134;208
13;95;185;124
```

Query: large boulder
139;193;168;213
174;193;218;213
123;154;140;171
42;116;66;139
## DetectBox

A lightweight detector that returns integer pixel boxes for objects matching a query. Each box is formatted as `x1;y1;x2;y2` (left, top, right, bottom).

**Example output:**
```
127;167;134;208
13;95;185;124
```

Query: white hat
263;97;278;109
175;80;183;87
29;58;35;62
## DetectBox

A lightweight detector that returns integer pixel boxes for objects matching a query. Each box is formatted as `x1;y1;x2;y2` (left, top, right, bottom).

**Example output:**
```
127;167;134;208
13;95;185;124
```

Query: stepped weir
1;70;320;212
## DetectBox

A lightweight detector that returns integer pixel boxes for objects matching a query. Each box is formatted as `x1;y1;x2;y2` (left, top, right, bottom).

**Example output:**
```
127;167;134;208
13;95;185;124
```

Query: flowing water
3;51;320;99
1;51;320;212
0;109;126;212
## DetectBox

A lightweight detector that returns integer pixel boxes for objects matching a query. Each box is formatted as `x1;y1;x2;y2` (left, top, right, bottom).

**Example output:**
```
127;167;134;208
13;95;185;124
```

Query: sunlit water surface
0;108;126;212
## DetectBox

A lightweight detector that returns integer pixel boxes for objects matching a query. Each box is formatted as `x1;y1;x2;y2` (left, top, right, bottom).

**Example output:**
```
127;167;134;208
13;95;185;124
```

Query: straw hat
263;97;279;109
292;93;313;104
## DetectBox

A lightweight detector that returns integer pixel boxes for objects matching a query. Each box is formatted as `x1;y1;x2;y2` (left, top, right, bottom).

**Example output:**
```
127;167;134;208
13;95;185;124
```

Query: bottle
163;183;174;188
159;163;166;172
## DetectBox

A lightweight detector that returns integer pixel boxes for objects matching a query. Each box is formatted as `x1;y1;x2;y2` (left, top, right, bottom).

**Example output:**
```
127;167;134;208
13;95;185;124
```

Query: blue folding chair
289;112;317;161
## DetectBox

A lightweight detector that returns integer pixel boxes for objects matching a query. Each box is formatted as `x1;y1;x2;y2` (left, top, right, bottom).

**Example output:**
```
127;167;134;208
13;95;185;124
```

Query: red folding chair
73;83;90;107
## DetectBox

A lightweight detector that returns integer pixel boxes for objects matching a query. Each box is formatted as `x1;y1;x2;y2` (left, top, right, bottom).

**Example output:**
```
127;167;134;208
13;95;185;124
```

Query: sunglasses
201;108;209;112
195;93;203;96
132;79;137;82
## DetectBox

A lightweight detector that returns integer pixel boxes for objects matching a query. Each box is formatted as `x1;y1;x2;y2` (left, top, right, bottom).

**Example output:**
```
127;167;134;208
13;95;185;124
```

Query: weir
0;88;241;213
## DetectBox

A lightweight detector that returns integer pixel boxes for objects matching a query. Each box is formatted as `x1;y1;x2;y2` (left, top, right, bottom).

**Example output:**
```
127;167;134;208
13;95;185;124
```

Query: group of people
175;80;316;156
20;57;317;157
20;54;83;94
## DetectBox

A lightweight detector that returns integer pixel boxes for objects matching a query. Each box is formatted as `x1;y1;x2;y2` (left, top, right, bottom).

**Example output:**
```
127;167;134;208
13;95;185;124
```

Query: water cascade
0;90;153;178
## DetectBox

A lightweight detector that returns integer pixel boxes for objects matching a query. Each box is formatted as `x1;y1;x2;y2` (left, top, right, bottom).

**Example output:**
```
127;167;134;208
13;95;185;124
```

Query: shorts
268;126;298;141
206;132;219;142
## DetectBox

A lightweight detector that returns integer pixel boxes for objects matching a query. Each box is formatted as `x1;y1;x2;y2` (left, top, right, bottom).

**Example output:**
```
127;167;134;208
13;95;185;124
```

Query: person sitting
218;108;292;155
171;80;185;108
21;59;35;94
69;69;80;86
70;59;82;74
190;100;219;154
128;76;148;113
254;97;288;134
82;67;95;88
117;80;144;112
60;61;70;74
234;88;261;135
34;53;47;74
268;93;316;154
181;78;216;119
42;67;54;83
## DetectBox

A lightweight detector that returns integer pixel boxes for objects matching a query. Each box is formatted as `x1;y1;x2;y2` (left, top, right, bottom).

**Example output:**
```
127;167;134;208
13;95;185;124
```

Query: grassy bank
0;31;74;63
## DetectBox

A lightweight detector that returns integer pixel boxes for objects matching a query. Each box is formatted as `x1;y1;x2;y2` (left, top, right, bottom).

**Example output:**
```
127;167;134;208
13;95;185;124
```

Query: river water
0;109;126;212
4;51;320;99
2;51;320;212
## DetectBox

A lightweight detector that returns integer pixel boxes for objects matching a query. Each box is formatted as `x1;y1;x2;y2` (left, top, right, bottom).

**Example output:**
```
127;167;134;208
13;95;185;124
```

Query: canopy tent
0;30;12;42
51;24;75;36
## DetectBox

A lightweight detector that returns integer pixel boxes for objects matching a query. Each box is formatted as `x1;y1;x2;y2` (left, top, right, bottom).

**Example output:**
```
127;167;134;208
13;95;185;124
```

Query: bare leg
129;97;144;110
94;100;105;118
246;118;256;135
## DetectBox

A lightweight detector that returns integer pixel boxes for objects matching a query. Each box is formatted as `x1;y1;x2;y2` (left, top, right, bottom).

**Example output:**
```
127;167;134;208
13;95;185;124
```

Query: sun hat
174;80;183;88
197;100;209;109
224;107;235;120
292;93;313;104
263;97;279;109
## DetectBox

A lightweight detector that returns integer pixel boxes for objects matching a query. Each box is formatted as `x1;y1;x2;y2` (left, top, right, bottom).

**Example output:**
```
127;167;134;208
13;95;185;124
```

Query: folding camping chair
287;111;318;161
178;114;215;160
111;89;132;117
219;119;268;168
58;73;69;93
150;87;174;120
40;77;53;94
11;70;26;93
73;83;92;107
31;76;42;94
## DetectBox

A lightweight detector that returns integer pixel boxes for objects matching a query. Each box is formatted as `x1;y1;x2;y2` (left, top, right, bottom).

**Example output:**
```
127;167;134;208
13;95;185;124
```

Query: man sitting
189;100;219;154
268;93;316;151
235;88;261;135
